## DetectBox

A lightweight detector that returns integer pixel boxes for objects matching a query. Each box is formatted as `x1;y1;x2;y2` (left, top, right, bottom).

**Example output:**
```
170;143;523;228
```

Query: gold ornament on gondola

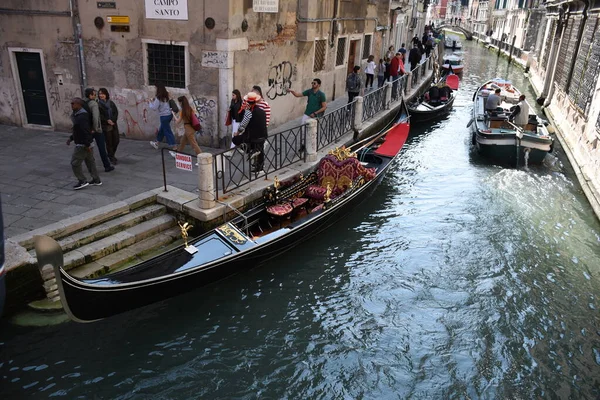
324;183;332;203
274;176;280;191
329;146;357;161
178;221;193;248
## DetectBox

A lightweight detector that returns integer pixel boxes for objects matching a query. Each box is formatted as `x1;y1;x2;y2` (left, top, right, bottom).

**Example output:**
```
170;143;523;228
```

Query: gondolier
233;92;268;172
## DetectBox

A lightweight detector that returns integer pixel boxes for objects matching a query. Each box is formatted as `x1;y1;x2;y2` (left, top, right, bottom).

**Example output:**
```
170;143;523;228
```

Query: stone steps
70;226;183;279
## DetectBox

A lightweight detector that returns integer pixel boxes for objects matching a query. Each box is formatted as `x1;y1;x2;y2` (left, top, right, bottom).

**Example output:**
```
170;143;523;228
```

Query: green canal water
1;41;600;399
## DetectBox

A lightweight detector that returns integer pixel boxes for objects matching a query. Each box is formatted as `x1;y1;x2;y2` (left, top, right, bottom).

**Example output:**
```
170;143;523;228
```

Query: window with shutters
558;18;581;91
314;39;326;72
145;42;187;88
568;17;599;114
362;34;372;59
336;37;347;66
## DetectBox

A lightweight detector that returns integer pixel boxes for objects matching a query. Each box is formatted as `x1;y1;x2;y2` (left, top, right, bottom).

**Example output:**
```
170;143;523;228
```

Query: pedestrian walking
171;96;202;159
67;98;101;190
148;83;177;150
232;92;268;172
289;78;327;124
84;88;114;172
251;86;271;127
377;58;386;87
346;66;362;109
228;89;243;143
97;88;120;165
364;55;376;89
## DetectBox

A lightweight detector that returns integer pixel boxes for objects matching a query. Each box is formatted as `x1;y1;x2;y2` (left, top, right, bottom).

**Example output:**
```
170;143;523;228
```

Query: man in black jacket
232;92;268;172
67;98;101;189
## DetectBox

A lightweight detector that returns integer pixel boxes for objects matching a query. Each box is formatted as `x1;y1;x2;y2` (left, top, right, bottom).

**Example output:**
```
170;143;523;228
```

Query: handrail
316;101;355;150
362;85;387;122
161;147;197;192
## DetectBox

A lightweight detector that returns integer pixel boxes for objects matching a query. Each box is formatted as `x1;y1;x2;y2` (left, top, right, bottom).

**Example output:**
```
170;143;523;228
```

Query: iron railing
316;101;355;150
214;124;307;197
160;148;197;192
391;75;407;102
362;85;386;122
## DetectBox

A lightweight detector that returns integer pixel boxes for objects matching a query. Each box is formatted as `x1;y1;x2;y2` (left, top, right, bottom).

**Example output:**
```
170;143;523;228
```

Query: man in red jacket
390;53;405;96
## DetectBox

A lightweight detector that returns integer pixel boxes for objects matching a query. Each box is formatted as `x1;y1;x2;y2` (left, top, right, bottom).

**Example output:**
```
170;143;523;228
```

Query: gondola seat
305;154;376;202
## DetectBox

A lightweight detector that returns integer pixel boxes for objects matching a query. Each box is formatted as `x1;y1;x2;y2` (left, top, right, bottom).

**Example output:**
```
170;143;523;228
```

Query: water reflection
1;41;600;399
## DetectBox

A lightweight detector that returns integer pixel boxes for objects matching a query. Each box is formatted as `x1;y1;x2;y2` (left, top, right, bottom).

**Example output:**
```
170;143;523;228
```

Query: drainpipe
543;5;568;108
70;0;87;95
564;0;588;92
536;7;565;105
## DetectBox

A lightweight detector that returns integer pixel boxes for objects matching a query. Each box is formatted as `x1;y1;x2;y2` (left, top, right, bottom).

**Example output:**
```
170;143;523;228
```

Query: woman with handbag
228;89;243;147
148;83;177;150
98;88;120;164
171;96;202;159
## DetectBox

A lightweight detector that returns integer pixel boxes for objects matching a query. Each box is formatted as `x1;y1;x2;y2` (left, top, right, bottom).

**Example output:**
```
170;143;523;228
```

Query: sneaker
73;181;89;190
105;166;115;172
150;141;159;149
169;151;176;158
88;179;102;186
109;156;118;165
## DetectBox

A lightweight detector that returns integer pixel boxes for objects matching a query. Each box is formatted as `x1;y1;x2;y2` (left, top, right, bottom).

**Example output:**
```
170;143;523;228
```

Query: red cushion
305;185;327;200
292;197;308;208
267;203;293;217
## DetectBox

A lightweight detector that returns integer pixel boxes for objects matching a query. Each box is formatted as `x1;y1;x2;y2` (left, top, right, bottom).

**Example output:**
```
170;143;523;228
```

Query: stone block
4;239;35;272
63;249;86;271
124;190;159;210
157;185;198;212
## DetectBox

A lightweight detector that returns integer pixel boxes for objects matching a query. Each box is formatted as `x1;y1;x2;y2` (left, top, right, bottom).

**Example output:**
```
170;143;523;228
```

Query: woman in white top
365;55;376;89
148;83;176;150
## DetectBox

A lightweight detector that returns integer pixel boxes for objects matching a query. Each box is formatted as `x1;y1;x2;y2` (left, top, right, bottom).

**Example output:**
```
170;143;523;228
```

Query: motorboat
469;78;553;166
408;80;457;122
445;35;462;50
441;53;464;74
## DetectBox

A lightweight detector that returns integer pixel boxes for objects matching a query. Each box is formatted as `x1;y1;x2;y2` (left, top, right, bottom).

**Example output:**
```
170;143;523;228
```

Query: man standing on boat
289;79;327;124
485;88;503;112
509;95;530;129
232;92;268;172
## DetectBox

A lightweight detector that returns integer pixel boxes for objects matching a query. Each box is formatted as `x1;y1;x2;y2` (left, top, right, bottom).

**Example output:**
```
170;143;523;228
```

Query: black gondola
39;100;411;323
407;82;456;123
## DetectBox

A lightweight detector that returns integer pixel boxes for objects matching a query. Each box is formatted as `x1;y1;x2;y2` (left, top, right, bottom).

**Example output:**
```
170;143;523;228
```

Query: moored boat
470;78;553;166
444;36;462;50
40;101;412;323
441;54;464;74
408;81;457;122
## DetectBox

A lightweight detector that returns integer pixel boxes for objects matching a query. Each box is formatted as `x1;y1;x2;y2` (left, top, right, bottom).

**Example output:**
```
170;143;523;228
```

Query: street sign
97;2;116;8
175;153;193;171
107;16;130;24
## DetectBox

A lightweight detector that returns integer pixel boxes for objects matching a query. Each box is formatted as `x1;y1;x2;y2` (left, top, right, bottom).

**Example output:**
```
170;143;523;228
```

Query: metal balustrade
316;102;355;150
362;85;386;122
214;124;307;197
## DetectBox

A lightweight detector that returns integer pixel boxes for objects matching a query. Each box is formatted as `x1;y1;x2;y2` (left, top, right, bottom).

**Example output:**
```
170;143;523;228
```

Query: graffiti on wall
266;61;293;100
191;95;217;140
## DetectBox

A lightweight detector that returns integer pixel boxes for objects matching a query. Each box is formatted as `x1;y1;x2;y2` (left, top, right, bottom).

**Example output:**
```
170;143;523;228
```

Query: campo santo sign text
145;0;188;20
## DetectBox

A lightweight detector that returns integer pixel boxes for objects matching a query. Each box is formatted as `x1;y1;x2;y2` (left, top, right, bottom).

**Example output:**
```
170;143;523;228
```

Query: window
147;43;186;88
362;35;372;59
314;39;326;72
336;37;347;66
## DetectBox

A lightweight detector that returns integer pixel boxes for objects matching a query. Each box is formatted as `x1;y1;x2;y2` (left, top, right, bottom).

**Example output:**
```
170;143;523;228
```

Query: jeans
156;114;176;147
71;146;100;182
365;74;374;88
93;132;111;169
104;125;120;161
347;91;359;110
377;75;385;87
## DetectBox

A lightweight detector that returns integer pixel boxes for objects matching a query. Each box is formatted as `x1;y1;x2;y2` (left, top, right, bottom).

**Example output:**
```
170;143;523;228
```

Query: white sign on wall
253;0;278;13
201;51;229;69
145;0;188;20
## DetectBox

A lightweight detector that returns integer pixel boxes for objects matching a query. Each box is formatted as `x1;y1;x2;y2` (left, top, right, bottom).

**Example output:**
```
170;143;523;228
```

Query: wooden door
348;40;359;75
16;52;51;126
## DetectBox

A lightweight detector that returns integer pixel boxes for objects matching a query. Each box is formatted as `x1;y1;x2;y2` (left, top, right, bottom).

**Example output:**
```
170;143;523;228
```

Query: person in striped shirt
239;85;271;127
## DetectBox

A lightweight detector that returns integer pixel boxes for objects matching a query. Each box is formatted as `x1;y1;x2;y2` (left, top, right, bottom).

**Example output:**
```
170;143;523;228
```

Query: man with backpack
346;66;362;111
84;88;114;172
67;98;101;189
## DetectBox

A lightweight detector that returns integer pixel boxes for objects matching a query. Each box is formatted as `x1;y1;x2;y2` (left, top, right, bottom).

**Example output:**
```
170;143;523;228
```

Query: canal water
2;41;600;399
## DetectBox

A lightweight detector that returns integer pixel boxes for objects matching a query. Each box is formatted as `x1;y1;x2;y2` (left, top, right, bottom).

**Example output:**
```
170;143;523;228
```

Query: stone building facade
0;0;389;147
